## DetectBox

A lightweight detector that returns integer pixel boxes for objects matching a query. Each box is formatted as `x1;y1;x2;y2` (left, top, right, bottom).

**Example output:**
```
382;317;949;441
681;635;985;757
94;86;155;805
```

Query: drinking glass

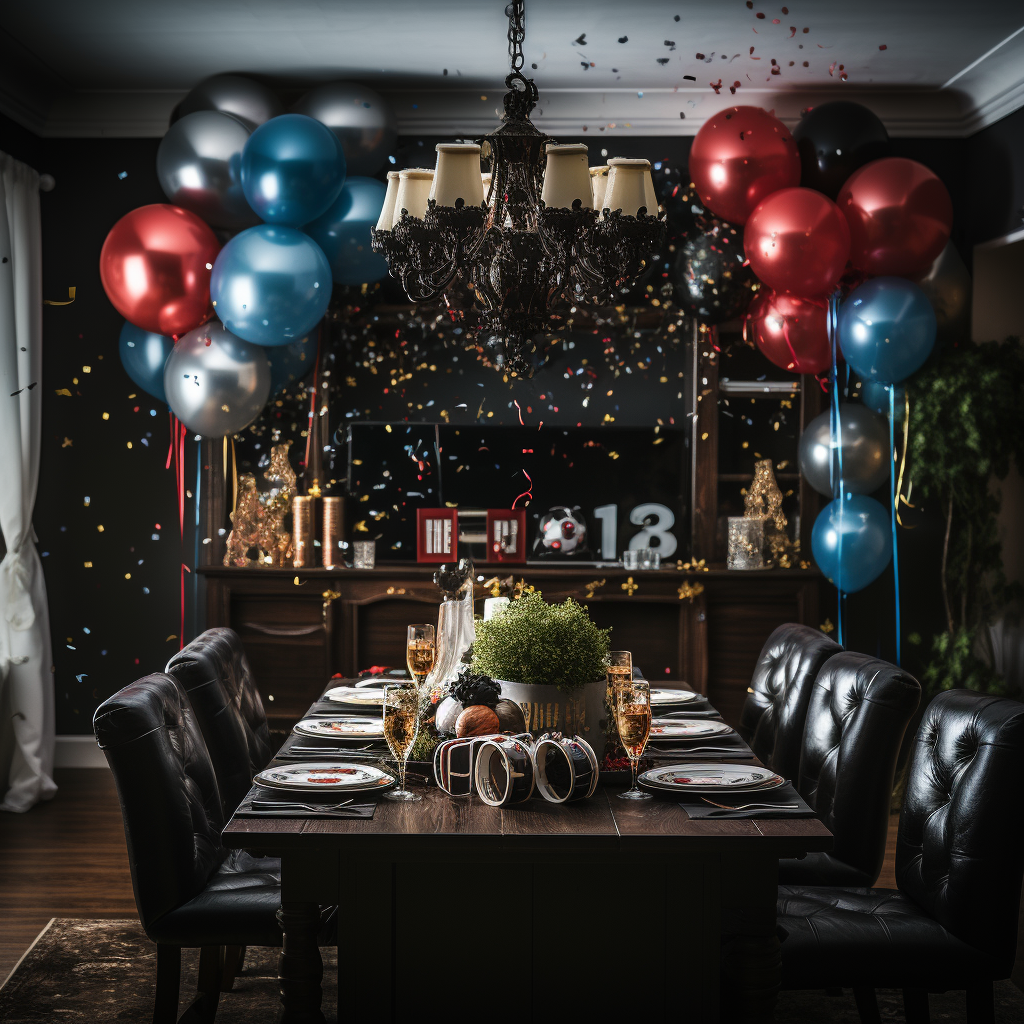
383;684;421;802
621;549;640;570
406;623;436;684
611;679;653;800
606;650;633;689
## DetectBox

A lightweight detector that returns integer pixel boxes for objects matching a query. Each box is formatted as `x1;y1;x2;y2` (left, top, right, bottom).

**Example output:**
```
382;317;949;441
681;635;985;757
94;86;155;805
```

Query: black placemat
679;782;816;819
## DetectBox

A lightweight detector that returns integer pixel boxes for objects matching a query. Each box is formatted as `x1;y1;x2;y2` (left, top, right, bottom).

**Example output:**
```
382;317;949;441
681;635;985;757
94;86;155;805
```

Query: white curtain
0;151;55;813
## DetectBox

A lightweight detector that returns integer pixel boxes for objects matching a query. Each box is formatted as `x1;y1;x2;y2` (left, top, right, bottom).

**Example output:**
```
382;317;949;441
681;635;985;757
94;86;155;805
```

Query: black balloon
917;241;971;346
793;101;891;199
171;74;283;130
292;82;397;177
672;221;757;324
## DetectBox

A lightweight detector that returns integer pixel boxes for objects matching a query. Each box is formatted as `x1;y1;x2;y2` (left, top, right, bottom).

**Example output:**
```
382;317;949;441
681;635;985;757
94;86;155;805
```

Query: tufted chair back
166;627;273;817
798;652;920;884
93;674;226;936
740;623;843;781
897;689;1024;972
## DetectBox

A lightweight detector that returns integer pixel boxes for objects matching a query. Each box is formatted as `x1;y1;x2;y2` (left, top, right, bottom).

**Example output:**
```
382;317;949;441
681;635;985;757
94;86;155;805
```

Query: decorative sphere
493;698;527;733
455;705;500;738
434;696;463;736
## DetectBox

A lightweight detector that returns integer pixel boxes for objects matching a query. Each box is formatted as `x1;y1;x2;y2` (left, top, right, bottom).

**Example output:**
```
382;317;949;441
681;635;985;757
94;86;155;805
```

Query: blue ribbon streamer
828;291;844;647
889;386;901;665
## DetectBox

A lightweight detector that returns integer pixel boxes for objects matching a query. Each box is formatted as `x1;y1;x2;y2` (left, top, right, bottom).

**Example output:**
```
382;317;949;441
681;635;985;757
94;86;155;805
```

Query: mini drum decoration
433;733;531;797
474;736;537;807
292;495;316;568
533;733;599;803
727;516;764;570
321;496;345;569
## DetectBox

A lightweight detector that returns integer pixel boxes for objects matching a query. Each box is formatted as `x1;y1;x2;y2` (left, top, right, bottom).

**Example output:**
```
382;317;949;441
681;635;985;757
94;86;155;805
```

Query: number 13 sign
593;502;677;559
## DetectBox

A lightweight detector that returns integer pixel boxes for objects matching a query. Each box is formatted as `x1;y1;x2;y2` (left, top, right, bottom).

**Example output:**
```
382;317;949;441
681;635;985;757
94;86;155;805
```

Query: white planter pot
496;678;608;758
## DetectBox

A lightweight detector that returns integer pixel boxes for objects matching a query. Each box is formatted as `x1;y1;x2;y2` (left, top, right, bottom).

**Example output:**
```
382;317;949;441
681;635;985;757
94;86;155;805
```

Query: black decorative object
451;671;502;709
371;0;665;378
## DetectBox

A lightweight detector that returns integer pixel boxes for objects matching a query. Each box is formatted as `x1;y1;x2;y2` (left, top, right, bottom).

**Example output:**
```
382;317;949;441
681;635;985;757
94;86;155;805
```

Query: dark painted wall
2;104;1020;732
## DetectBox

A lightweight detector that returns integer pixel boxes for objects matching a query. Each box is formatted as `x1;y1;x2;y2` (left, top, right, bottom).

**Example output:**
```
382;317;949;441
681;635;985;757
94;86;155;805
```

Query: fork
251;798;356;812
700;798;798;810
648;745;751;754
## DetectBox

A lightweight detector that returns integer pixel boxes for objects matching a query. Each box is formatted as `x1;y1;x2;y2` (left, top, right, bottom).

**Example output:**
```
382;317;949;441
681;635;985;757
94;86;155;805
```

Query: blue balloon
304;176;390;285
859;379;906;422
241;113;346;226
267;334;316;394
118;321;174;402
210;225;332;346
812;494;893;594
838;277;936;384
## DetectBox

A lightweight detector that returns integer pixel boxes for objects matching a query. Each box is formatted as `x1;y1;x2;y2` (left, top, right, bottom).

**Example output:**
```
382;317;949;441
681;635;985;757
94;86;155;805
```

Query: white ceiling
1;0;1023;138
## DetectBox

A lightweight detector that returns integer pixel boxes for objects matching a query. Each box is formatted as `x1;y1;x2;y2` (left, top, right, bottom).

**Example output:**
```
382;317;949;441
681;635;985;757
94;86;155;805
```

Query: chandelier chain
505;0;526;73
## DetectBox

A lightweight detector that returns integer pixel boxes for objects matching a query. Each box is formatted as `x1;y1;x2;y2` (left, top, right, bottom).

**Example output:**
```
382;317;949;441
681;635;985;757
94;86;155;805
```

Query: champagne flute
612;679;653;800
406;623;436;685
606;651;633;689
383;684;421;802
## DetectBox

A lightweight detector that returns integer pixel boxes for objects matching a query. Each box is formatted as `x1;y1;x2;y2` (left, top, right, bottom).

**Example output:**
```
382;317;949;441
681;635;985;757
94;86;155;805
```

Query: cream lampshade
393;169;435;225
604;158;655;217
375;171;401;232
429;143;484;208
541;143;593;210
589;165;609;212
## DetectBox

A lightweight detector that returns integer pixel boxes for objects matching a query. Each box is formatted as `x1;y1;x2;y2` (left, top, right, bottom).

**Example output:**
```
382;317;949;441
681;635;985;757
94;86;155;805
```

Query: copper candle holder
322;496;345;570
292;496;317;568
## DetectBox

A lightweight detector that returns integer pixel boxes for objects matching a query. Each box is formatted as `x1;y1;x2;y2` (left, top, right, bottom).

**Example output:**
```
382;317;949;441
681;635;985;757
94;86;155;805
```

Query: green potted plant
470;590;612;754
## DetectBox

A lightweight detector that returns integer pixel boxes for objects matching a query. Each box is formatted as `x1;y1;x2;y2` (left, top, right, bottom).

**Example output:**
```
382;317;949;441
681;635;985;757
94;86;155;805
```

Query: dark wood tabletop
224;680;832;858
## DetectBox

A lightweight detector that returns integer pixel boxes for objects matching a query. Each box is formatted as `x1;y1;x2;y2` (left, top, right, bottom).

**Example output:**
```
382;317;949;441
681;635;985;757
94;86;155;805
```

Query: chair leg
154;944;181;1024
966;982;995;1024
178;946;222;1023
903;987;930;1024
853;986;882;1024
219;945;246;992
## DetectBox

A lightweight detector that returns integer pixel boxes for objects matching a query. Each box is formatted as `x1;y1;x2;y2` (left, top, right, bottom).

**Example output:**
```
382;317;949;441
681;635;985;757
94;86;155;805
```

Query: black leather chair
777;689;1024;1024
779;651;921;886
94;674;329;1022
166;628;274;819
739;623;842;782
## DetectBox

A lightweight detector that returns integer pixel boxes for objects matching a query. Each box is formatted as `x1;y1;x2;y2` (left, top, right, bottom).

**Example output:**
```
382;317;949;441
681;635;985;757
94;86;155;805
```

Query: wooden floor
0;768;136;984
1;771;1020;993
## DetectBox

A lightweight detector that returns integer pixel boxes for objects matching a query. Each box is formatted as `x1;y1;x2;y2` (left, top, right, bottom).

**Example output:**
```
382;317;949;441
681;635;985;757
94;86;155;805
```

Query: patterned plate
647;718;734;740
323;685;386;706
649;689;703;707
254;761;394;793
638;763;784;794
293;716;386;740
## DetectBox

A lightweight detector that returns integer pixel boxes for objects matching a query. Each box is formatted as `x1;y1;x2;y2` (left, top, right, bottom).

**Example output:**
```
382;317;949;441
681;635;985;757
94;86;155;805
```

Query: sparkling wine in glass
612;679;653;801
406;623;436;684
606;650;633;689
383;684;421;802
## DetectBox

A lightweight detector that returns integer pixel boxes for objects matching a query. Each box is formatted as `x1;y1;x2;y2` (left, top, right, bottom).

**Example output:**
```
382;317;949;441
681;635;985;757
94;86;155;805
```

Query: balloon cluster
101;74;395;437
681;100;961;595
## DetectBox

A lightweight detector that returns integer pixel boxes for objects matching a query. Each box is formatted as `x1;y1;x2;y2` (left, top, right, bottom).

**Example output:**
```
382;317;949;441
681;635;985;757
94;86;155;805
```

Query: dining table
223;679;833;1024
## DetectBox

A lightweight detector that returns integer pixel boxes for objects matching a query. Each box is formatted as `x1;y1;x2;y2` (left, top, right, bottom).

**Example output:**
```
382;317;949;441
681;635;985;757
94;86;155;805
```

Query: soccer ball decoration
532;506;591;558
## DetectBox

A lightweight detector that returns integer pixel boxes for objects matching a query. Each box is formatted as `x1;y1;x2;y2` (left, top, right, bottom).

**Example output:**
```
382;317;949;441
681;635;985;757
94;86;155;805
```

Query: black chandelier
371;0;666;377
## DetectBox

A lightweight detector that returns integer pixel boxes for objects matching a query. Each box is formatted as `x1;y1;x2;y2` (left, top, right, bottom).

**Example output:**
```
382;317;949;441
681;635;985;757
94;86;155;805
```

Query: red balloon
837;157;952;278
688;106;801;225
100;204;220;336
744;187;850;297
746;290;832;375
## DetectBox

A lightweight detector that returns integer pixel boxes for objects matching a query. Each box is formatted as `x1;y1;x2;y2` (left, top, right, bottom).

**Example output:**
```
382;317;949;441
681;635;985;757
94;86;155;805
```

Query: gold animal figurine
223;474;263;567
744;458;791;567
258;442;297;567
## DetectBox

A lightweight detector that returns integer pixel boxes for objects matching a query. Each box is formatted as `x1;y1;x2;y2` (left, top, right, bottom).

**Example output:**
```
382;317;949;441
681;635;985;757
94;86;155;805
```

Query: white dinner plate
323;685;386;707
293;716;386;740
647;719;734;740
254;761;394;793
638;763;784;794
649;689;703;707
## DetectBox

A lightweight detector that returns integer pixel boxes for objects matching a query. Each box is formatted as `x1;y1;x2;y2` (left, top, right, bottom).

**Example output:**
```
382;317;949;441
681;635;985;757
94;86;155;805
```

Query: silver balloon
918;241;971;345
164;322;271;437
157;111;260;230
799;404;890;497
292;82;396;176
171;74;283;130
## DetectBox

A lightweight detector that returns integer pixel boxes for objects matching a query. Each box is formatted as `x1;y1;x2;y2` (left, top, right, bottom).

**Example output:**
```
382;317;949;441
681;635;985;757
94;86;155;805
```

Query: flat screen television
345;422;689;563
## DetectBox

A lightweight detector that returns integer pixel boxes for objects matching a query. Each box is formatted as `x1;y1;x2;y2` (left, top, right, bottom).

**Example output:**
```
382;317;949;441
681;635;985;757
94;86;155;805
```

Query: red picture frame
416;508;458;563
485;508;527;564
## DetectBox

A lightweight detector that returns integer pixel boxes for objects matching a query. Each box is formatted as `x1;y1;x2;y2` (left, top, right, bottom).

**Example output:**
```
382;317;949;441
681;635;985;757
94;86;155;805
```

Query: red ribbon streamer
168;415;187;650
